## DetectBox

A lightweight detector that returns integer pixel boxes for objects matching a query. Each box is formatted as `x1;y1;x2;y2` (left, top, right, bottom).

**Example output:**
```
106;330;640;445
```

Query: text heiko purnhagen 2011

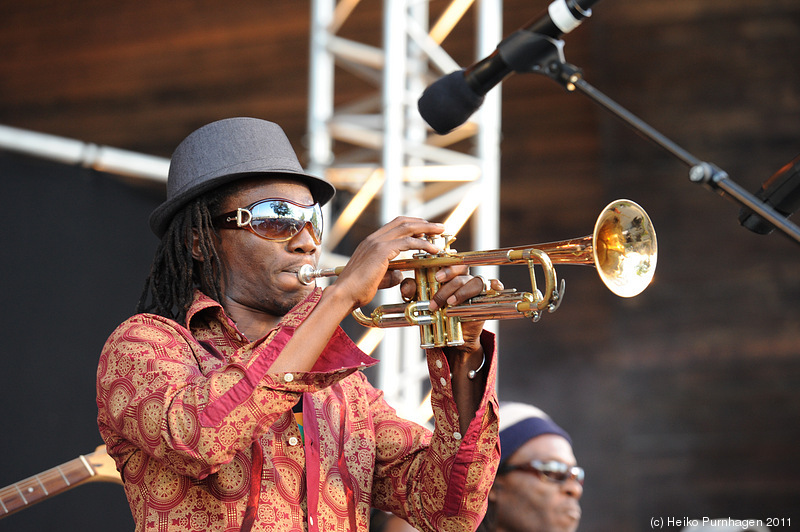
649;516;791;529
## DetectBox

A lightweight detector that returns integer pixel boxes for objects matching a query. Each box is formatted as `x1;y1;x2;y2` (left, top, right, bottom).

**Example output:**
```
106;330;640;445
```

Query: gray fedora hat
149;117;335;237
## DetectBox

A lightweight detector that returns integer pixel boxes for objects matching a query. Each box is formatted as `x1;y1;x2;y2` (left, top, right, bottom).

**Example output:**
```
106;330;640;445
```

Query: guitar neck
0;449;116;518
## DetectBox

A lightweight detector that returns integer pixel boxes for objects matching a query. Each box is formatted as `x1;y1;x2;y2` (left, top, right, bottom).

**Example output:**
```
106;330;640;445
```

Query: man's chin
552;505;581;532
280;287;315;314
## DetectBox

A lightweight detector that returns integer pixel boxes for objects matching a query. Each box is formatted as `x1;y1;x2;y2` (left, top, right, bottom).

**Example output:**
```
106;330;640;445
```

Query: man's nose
563;477;583;499
289;221;320;251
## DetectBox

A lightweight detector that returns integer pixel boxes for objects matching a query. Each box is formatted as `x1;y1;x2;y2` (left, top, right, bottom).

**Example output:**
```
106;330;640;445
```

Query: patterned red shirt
96;289;500;532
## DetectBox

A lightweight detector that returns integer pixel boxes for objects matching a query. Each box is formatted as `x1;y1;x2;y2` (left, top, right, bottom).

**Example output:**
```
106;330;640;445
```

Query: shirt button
288;436;299;446
439;377;447;386
453;432;462;440
284;373;294;382
309;516;314;526
435;359;443;369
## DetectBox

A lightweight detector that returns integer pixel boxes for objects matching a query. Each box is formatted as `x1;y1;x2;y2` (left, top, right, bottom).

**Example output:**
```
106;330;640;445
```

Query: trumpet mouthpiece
297;264;341;285
297;264;317;285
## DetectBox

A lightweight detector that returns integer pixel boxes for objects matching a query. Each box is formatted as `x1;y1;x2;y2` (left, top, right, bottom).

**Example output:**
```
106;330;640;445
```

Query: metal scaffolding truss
307;0;502;423
0;0;504;426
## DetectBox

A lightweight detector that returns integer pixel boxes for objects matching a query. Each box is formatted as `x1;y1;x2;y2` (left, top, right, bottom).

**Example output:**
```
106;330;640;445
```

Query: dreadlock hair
137;191;228;324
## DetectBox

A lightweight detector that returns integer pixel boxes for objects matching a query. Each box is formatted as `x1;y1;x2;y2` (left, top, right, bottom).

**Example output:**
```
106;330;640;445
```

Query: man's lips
562;502;581;522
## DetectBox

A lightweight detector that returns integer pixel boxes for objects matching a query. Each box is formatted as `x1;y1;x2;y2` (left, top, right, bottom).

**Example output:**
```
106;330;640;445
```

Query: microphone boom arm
527;41;800;245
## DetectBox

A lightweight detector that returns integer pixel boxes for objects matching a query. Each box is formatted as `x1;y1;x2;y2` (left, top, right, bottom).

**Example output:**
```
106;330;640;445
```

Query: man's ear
191;228;203;262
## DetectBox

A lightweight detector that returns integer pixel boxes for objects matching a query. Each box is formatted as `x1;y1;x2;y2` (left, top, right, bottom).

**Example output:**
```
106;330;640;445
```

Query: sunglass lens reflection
251;217;305;240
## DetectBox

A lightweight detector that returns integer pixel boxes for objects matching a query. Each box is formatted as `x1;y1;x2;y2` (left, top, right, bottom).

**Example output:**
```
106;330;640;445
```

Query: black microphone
739;154;800;235
418;0;600;134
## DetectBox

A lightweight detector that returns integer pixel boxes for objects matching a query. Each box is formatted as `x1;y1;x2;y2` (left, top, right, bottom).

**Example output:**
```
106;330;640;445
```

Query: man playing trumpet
96;117;501;532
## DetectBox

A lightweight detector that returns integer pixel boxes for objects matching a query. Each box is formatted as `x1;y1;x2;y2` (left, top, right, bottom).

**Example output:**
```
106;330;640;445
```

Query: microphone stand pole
515;37;800;245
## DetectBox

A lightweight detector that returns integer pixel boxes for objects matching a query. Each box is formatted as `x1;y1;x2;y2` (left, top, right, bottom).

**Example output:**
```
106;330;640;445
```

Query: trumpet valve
418;233;457;255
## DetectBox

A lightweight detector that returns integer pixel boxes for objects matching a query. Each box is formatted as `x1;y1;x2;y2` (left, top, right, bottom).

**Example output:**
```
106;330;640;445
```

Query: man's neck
222;299;282;341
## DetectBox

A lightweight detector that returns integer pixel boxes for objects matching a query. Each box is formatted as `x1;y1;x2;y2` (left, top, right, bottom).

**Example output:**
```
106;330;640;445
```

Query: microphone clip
498;31;585;93
498;30;567;77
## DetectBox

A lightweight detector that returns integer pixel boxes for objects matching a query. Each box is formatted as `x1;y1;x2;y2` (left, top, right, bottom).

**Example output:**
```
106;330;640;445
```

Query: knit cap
499;402;572;464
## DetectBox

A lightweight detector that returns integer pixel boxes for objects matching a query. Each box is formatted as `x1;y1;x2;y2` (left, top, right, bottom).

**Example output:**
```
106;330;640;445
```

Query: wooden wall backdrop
1;1;798;531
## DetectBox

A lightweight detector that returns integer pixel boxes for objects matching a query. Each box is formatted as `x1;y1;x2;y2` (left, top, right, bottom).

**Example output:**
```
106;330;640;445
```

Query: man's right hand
329;216;447;311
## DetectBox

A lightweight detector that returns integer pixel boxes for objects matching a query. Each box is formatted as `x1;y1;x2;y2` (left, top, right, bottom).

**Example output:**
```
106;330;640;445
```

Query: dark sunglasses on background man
498;459;585;485
214;198;323;244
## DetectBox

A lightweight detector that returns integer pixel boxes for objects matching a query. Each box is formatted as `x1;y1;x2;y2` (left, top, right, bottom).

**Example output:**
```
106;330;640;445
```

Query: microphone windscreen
417;71;485;135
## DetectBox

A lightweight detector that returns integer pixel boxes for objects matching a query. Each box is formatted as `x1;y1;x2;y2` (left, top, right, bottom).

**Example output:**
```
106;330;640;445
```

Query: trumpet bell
593;199;657;298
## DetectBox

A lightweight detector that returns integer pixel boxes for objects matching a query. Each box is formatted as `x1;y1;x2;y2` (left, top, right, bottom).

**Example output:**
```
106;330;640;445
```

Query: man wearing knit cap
96;117;501;532
477;402;583;532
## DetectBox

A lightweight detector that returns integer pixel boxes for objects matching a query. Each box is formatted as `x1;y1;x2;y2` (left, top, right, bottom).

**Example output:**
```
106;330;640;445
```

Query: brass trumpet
298;199;657;348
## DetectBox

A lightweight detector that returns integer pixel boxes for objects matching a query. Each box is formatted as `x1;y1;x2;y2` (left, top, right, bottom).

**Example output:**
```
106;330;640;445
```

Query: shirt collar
184;289;377;371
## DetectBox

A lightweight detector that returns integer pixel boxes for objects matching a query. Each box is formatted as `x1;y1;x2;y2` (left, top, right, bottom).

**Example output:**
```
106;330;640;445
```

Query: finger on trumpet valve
417;233;456;254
